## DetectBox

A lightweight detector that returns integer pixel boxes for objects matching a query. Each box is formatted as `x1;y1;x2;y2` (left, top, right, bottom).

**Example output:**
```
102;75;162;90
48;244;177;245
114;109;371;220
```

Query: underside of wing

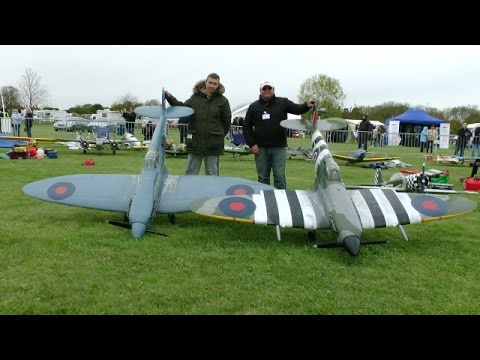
189;189;330;230
135;105;194;119
349;188;477;229
23;174;138;212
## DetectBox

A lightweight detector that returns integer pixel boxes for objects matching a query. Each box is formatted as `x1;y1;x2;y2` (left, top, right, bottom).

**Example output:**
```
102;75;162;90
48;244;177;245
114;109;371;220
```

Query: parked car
85;120;117;136
53;117;87;132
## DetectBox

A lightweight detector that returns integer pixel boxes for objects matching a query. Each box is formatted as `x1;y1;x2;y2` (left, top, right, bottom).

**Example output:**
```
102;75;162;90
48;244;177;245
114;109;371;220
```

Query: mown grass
1;127;479;314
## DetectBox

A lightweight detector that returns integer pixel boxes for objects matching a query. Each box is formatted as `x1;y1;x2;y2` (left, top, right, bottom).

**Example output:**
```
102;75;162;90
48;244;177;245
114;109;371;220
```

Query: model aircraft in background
286;146;312;160
22;89;275;239
346;165;478;195
2;133;135;155
332;148;401;165
191;108;477;256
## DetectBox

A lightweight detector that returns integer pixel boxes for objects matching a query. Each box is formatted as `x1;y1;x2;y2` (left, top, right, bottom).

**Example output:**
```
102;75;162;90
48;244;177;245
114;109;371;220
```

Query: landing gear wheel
168;213;176;224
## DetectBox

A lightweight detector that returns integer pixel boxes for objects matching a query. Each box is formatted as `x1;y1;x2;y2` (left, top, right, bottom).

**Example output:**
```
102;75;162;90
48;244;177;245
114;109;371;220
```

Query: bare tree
115;93;139;108
17;67;49;109
1;85;22;110
144;99;160;106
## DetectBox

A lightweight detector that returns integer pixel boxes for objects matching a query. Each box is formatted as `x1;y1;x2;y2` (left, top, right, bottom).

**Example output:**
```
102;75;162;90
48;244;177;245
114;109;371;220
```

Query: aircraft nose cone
131;222;147;239
343;235;361;256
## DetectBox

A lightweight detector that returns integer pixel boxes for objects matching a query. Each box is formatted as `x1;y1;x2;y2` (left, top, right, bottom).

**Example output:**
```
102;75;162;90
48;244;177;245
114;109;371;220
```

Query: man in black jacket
243;81;316;189
358;114;373;151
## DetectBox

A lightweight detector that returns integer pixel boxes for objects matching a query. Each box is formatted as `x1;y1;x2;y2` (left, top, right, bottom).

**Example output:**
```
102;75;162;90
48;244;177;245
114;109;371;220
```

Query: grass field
1;126;479;314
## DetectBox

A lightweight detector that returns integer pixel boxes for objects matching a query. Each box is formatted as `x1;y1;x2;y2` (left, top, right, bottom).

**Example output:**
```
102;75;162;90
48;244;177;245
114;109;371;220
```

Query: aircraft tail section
167;106;194;119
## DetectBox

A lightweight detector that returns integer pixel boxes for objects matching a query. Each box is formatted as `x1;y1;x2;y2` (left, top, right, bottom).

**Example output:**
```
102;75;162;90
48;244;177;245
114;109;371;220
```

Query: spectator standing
243;80;316;189
142;120;155;140
122;107;137;135
11;108;23;137
178;116;189;144
165;73;231;176
455;122;472;157
358;114;372;151
419;126;428;152
426;125;438;153
24;107;33;138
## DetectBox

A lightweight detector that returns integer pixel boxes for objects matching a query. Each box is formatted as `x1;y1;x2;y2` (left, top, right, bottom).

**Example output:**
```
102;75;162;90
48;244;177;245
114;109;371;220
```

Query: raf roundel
225;184;256;196
47;182;76;200
411;195;448;217
218;197;256;218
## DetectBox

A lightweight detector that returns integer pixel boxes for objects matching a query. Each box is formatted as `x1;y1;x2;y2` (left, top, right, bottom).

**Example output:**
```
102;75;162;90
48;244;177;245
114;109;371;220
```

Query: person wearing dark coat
122;107;137;135
24;108;33;138
165;73;231;176
455;122;472;157
358;114;373;151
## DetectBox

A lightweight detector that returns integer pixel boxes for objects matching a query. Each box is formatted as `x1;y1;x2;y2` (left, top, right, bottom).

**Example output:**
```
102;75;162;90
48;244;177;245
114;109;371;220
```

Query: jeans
255;146;287;189
185;153;219;175
12;124;21;137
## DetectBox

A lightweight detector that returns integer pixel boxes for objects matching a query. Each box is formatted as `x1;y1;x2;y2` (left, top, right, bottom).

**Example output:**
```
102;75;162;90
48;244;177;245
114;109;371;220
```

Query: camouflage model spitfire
22;89;274;239
191;109;477;256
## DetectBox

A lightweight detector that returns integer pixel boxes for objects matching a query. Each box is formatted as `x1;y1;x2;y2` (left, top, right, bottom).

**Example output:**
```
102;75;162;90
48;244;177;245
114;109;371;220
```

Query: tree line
3;68;479;134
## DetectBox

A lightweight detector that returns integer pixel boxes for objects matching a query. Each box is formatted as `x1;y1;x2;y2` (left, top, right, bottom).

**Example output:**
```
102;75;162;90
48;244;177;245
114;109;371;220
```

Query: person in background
419;126;428;152
24;107;33;138
11;108;23;137
165;73;231;176
232;116;244;127
122;107;137;135
142;120;155;140
178;116;189;144
243;80;316;190
426;125;438;153
358;114;373;151
454;122;472;158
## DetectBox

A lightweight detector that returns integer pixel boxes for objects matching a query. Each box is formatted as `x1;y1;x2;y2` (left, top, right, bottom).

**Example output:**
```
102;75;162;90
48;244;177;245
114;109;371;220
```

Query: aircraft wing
0;135;68;143
332;153;400;163
23;174;138;212
349;188;476;228
224;145;251;155
190;188;476;230
280;117;347;132
158;175;275;214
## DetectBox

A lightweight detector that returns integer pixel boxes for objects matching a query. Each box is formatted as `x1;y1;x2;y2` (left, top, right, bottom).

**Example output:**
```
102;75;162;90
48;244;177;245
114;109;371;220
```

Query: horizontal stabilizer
281;118;347;132
135;105;194;119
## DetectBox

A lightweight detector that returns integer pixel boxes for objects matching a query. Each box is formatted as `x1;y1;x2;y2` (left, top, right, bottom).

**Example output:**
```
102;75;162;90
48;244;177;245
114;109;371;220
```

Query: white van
467;123;480;147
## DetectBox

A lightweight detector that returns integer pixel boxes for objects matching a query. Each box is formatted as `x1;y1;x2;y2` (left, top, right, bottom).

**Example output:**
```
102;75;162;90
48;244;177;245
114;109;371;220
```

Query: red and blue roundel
218;197;256;218
226;184;255;196
411;195;447;217
47;182;76;200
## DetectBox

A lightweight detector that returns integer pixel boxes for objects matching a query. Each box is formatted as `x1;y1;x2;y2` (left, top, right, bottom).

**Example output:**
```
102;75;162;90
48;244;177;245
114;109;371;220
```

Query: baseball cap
260;81;274;89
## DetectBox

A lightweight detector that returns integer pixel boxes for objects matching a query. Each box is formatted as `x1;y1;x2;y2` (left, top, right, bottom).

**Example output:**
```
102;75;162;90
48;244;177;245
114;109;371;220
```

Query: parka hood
192;79;226;96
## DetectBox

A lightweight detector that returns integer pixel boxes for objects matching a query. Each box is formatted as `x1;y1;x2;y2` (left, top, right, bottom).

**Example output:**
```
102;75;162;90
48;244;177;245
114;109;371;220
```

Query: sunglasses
262;86;273;90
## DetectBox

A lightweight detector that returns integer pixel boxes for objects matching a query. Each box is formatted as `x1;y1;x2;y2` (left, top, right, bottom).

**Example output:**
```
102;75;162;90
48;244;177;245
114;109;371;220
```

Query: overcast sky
2;45;479;111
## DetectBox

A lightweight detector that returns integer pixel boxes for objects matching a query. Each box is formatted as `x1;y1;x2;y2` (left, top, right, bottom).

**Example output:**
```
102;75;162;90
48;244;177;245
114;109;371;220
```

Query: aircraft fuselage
311;129;362;255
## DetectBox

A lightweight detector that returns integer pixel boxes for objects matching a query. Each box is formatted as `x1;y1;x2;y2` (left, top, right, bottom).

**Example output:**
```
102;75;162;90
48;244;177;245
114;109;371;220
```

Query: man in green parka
165;73;231;175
